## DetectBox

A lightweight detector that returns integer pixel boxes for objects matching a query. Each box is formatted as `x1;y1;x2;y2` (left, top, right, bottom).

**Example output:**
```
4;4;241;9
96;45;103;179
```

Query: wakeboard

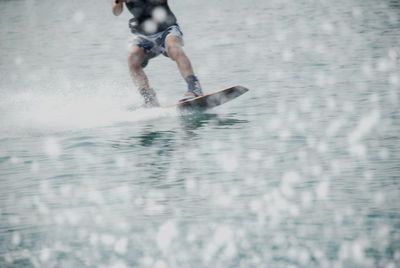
172;85;249;112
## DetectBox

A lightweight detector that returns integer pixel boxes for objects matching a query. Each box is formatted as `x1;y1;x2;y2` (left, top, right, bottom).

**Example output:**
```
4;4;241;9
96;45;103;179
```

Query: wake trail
0;91;179;137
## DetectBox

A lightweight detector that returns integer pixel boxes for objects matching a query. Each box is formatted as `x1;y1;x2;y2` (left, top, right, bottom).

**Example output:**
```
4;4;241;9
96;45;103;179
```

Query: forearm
112;0;124;16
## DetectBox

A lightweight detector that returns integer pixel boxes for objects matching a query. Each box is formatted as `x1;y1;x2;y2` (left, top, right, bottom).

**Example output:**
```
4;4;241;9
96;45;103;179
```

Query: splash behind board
171;85;249;111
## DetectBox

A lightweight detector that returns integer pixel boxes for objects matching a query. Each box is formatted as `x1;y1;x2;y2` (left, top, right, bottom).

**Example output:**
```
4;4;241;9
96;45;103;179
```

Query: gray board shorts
129;25;184;60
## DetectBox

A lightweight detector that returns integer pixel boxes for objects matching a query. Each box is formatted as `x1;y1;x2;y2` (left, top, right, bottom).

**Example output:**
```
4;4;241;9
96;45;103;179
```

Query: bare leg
166;35;203;99
165;35;195;79
128;46;159;107
128;46;150;90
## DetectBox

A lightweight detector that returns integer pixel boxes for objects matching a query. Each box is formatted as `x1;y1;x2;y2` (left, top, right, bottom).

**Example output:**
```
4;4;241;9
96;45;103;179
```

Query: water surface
1;0;399;267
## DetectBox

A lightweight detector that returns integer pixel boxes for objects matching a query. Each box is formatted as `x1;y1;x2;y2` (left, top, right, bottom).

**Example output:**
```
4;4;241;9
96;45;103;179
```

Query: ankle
139;87;156;97
139;88;159;107
185;75;201;92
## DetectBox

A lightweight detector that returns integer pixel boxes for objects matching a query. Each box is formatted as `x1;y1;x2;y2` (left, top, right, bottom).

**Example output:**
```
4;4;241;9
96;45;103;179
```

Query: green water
0;0;399;267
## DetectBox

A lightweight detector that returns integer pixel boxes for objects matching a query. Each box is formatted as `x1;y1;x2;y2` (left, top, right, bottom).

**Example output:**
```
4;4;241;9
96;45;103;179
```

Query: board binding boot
180;75;203;102
139;88;160;108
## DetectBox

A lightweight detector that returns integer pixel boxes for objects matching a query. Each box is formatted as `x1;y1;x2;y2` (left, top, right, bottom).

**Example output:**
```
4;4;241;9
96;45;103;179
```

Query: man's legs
128;31;202;107
128;45;160;107
165;35;203;99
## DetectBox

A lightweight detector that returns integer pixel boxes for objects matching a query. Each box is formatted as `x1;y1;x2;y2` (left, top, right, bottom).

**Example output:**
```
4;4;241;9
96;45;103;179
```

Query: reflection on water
179;113;249;130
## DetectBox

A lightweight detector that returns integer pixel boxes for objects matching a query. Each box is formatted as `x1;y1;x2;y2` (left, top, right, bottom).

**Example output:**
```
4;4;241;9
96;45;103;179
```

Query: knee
167;45;184;61
166;37;184;61
128;48;144;71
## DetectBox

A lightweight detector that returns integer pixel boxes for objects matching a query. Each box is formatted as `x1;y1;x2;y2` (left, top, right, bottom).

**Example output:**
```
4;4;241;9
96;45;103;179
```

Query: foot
191;79;204;97
139;88;160;108
179;91;201;102
180;79;204;102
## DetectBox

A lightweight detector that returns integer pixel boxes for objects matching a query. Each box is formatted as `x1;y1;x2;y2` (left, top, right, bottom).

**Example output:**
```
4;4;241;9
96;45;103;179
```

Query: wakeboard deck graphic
169;85;249;112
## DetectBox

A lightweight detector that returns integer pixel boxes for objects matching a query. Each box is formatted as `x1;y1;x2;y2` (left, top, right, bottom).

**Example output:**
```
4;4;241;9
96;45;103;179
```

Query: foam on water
0;88;179;136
